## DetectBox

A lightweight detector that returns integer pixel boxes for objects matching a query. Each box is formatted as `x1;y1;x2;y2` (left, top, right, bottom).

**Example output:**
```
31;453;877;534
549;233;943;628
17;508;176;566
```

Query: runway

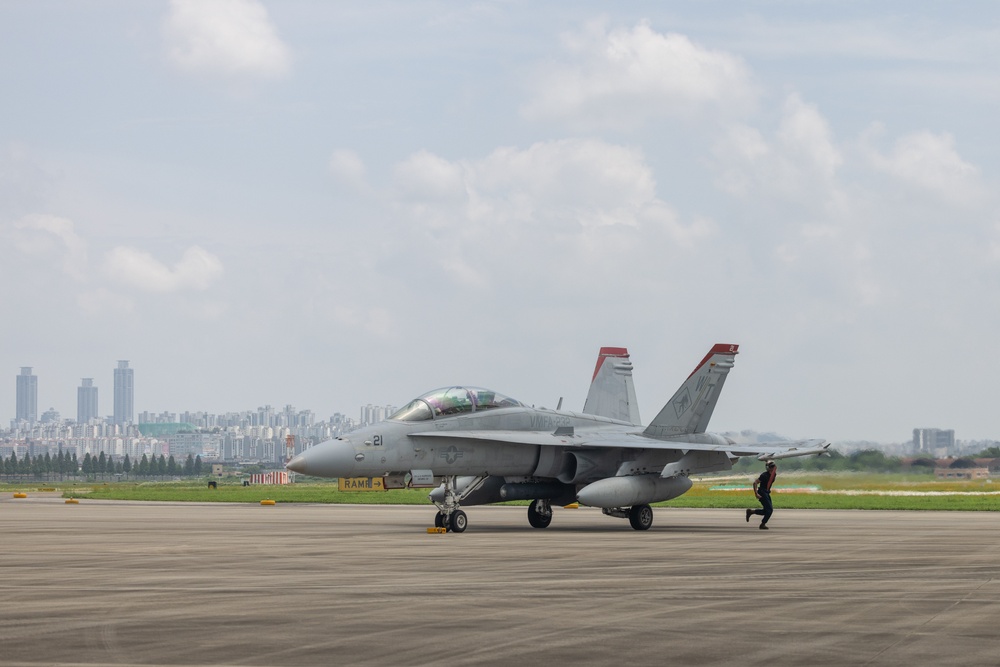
3;495;1000;666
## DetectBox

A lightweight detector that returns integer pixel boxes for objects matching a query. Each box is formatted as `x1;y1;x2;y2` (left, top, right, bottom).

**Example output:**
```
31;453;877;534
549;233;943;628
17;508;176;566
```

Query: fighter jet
286;344;829;532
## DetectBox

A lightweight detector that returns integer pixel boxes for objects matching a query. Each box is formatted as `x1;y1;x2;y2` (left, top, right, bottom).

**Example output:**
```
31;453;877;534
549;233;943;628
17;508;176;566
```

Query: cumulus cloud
164;0;291;79
382;138;715;293
103;245;223;293
863;127;984;203
392;138;699;234
712;93;842;202
10;214;88;280
522;19;756;128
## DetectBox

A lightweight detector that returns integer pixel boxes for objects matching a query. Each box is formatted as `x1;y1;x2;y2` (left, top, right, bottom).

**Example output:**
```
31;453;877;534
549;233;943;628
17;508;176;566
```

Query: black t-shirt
757;469;775;494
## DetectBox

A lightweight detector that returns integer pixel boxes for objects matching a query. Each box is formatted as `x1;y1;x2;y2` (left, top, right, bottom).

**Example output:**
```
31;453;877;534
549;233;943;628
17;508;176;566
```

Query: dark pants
750;492;773;525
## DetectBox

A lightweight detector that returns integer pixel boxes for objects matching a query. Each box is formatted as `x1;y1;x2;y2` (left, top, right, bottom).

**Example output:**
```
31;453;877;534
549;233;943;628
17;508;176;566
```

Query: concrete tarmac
2;495;1000;666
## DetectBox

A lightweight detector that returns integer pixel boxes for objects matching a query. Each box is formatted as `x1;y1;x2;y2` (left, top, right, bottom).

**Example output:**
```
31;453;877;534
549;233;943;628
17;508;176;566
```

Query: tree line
0;450;204;481
733;447;1000;473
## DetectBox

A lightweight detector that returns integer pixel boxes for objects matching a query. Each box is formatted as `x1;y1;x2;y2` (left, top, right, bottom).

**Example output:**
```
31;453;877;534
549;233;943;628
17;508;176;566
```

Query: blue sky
2;1;998;443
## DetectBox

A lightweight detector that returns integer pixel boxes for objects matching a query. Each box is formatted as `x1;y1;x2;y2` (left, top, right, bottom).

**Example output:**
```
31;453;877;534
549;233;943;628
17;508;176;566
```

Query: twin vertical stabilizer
582;347;641;425
643;344;739;438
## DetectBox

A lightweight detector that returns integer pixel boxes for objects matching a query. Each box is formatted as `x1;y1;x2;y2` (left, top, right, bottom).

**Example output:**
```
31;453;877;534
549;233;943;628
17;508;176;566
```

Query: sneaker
745;509;752;523
759;524;769;530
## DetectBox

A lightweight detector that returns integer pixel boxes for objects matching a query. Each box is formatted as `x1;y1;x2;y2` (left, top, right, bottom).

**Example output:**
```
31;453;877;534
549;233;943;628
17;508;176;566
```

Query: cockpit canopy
388;386;523;422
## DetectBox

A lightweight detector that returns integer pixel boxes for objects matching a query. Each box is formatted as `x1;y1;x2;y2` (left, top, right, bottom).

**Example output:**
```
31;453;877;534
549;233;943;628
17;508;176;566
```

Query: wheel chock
563;502;579;509
426;527;447;534
65;498;79;504
13;493;27;499
260;499;276;506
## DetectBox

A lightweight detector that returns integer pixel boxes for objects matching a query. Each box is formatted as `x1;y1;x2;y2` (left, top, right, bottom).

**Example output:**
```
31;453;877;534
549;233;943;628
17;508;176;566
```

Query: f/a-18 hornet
286;344;829;532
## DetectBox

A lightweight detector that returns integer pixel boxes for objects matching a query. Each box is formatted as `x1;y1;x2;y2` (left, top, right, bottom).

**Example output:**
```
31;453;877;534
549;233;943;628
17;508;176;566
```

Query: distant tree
950;458;978;469
107;456;116;476
848;449;899;473
43;452;52;480
115;460;124;475
8;452;17;477
911;458;936;469
0;456;5;477
977;446;1000;458
123;454;132;478
167;455;177;475
138;454;149;477
71;452;79;476
184;454;194;476
194;455;203;476
82;453;92;476
97;452;107;480
157;454;167;476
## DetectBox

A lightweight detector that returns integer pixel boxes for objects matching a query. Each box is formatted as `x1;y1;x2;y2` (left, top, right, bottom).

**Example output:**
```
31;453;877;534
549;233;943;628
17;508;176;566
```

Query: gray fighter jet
286;344;829;532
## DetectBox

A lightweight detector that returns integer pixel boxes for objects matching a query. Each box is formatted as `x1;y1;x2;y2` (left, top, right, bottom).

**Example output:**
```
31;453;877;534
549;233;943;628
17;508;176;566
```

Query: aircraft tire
527;500;552;529
629;504;653;531
434;512;445;529
450;510;468;533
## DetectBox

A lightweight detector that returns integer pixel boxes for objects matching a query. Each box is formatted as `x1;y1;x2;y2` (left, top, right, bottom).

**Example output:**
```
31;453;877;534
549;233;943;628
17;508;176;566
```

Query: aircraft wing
410;430;830;459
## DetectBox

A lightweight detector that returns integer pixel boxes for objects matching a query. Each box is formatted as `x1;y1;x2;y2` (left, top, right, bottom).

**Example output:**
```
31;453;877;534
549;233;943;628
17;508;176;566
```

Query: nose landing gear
431;475;486;533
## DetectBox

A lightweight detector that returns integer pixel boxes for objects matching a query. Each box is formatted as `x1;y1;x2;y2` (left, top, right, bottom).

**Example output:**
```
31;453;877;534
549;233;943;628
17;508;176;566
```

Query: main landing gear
431;475;486;533
527;499;552;528
601;503;654;531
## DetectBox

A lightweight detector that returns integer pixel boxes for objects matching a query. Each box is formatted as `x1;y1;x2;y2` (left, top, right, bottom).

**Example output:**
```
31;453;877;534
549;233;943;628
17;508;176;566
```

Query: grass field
4;472;1000;511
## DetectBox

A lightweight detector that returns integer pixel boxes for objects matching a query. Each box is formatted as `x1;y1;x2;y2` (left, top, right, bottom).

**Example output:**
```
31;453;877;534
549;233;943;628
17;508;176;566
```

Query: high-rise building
913;428;955;454
16;367;38;423
78;378;99;424
113;361;134;425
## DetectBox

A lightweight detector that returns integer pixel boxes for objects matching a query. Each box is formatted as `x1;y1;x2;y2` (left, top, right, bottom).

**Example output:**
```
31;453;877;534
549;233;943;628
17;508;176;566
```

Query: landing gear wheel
449;510;468;533
629;504;653;531
434;512;445;529
527;499;552;529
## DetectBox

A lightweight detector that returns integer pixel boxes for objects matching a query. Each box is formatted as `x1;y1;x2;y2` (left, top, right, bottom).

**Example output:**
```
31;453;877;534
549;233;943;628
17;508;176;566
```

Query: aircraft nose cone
285;453;308;474
285;439;356;478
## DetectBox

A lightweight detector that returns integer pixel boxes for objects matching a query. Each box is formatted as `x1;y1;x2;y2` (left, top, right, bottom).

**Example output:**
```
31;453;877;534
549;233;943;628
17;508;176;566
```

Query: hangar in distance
286;344;830;532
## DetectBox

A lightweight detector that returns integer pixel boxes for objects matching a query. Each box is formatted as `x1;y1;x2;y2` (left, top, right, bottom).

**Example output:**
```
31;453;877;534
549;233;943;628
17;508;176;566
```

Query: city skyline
6;362;984;448
10;345;995;444
10;361;398;429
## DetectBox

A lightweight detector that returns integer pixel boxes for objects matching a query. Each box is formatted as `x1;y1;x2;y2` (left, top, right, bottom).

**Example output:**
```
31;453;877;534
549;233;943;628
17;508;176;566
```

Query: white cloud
777;94;842;182
522;19;756;128
164;0;291;79
393;150;465;203
393;138;696;234
863;128;984;203
382;138;715;293
10;214;88;280
103;245;223;293
329;149;370;192
712;93;842;203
